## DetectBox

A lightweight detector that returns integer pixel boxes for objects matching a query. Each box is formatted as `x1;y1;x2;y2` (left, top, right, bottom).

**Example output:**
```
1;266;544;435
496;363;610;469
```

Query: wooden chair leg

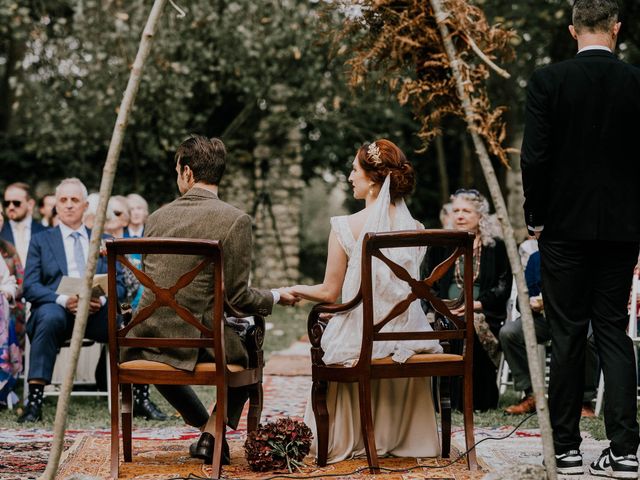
311;380;329;467
358;380;379;474
110;382;120;479
439;376;451;459
121;383;133;463
211;383;228;478
247;382;263;433
463;375;477;470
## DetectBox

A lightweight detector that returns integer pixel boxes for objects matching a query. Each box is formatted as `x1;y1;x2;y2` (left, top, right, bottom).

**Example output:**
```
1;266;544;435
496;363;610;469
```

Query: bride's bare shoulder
346;209;368;238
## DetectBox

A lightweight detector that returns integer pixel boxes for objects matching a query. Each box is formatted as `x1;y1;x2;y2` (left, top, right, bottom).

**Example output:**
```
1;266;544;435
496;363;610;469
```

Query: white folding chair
23;336;111;412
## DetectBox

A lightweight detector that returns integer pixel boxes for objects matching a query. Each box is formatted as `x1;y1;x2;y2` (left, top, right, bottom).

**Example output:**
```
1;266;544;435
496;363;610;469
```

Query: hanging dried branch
338;0;515;164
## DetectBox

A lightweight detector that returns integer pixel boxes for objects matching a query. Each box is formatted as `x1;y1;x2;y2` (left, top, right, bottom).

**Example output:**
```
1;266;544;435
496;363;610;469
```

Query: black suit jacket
521;49;640;241
0;218;46;245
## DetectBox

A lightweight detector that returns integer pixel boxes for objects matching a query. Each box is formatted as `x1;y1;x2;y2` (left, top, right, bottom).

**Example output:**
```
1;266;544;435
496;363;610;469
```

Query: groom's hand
277;287;300;306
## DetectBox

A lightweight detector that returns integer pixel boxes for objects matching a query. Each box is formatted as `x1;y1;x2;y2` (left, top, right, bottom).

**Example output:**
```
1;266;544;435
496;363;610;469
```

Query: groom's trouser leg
155;384;209;428
541;238;639;454
589;241;639;455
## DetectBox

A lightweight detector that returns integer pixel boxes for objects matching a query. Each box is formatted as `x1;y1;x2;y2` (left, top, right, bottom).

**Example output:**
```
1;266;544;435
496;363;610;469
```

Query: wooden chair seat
308;229;477;472
119;359;246;373
371;353;463;365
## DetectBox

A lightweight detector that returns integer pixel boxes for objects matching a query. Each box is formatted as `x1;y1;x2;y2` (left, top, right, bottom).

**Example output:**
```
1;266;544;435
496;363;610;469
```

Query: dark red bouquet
244;418;313;472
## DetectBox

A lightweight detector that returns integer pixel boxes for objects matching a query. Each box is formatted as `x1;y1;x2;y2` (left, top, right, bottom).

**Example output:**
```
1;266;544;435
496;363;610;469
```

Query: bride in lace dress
287;139;443;463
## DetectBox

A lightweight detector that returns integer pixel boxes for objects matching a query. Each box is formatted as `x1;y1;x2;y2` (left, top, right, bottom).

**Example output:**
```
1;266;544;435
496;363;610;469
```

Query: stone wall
221;121;304;289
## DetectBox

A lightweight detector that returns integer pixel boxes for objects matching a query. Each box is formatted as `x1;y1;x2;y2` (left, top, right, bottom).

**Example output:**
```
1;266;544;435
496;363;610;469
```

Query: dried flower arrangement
244;418;313;472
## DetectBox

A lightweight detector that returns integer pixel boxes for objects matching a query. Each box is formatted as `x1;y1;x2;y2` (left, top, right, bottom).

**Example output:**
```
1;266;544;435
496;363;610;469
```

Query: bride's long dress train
304;176;442;463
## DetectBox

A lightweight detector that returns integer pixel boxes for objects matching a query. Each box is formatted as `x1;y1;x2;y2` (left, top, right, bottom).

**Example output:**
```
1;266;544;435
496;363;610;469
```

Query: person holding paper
18;178;126;423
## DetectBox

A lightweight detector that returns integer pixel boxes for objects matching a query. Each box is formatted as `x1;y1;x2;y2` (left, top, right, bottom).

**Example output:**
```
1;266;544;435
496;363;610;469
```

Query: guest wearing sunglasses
1;183;47;266
423;188;511;411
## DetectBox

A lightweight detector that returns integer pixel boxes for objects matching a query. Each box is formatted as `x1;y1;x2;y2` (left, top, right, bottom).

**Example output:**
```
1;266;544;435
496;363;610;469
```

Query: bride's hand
276;287;300;306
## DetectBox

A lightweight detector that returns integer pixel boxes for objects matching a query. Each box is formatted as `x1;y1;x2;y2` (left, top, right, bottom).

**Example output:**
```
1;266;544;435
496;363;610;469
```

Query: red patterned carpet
0;374;490;479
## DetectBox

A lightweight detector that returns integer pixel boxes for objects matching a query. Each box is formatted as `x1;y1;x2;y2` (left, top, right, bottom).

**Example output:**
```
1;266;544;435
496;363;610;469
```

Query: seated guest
500;251;598;416
124;193;148;239
0;211;26;351
37;193;56;227
1;182;47;266
18;178;126;423
106;195;130;239
423;189;512;411
0;252;19;408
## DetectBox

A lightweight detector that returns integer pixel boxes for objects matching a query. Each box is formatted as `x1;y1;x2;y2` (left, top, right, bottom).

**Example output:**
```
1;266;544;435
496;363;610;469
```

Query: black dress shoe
132;398;168;421
189;432;230;465
17;402;43;423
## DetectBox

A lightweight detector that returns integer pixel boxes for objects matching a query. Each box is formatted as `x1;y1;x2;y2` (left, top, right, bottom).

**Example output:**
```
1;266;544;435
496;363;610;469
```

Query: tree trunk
460;132;473;187
434;134;450;205
41;1;168;477
429;1;557;478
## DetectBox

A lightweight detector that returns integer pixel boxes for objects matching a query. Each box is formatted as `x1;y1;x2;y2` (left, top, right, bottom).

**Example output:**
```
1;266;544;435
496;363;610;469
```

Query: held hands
65;295;102;314
276;287;301;306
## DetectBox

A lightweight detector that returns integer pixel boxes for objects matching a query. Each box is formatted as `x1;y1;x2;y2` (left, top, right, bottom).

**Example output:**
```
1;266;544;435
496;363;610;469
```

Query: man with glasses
1;183;46;266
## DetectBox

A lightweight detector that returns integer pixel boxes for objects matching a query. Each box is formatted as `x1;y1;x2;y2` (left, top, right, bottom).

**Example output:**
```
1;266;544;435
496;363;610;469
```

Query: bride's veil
351;175;425;326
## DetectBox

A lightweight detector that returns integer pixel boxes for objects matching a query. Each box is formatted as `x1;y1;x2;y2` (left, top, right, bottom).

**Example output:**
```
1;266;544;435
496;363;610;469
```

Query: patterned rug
57;434;487;479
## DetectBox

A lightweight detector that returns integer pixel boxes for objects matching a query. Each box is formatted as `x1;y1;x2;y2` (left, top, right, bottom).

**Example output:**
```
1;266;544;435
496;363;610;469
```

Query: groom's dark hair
572;0;619;33
175;135;226;185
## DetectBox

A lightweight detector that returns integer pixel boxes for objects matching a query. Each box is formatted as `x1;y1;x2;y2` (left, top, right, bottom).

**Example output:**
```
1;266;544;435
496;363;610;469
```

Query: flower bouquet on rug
244;417;313;472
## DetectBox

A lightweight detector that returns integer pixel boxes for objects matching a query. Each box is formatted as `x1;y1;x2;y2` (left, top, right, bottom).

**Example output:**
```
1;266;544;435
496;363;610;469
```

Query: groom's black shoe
189;432;230;465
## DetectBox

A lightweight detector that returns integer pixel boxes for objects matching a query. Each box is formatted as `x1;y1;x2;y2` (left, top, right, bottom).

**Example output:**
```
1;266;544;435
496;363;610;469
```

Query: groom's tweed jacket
122;187;273;371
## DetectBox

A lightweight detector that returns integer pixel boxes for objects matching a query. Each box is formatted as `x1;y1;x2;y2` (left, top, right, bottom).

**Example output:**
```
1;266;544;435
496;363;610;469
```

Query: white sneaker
589;447;639;479
555;449;583;475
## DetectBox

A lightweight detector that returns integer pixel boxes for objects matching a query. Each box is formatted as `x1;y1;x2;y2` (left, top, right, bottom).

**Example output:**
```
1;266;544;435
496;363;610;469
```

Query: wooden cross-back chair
307;229;477;472
106;238;265;479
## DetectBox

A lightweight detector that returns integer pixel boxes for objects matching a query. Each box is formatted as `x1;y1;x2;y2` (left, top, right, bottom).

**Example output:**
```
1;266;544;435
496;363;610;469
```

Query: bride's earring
369;183;375;197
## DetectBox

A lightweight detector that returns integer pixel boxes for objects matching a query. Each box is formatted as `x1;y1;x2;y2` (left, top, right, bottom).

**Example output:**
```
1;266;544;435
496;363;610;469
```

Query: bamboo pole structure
41;1;168;477
429;1;557;478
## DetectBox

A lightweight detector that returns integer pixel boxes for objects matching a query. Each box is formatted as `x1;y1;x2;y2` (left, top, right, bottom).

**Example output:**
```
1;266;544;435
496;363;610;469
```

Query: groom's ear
568;25;578;41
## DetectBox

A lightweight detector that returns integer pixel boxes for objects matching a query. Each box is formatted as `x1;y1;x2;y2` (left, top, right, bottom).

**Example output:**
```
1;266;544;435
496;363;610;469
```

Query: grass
0;303;622;441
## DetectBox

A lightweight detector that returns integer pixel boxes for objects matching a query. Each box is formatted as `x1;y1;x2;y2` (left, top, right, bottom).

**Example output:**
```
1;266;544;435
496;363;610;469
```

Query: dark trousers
451;332;499;412
155;348;249;431
499;313;598;402
26;303;108;383
540;238;639;455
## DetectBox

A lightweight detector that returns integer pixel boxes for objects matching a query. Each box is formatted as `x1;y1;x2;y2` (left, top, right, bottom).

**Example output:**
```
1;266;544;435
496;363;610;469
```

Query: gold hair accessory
367;142;382;165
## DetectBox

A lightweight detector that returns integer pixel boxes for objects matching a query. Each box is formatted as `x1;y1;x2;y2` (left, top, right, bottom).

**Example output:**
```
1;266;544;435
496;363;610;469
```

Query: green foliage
0;0;425;210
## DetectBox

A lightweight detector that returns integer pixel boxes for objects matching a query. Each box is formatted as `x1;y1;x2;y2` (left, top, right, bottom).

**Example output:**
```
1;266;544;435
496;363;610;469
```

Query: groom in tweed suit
124;135;298;463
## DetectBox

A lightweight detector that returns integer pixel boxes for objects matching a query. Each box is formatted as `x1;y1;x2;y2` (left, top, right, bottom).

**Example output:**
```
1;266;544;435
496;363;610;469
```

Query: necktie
13;223;27;266
70;232;86;275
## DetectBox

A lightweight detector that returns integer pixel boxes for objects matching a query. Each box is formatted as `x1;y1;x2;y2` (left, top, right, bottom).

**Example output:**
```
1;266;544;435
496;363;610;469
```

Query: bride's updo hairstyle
356;138;415;202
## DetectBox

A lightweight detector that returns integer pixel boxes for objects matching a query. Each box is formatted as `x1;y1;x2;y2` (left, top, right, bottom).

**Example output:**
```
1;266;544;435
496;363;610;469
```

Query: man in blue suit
1;182;46;266
19;178;126;422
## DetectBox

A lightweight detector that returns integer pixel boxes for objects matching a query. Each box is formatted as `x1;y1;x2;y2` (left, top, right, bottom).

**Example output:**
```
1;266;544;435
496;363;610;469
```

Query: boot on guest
132;384;168;421
504;390;536;415
17;383;44;423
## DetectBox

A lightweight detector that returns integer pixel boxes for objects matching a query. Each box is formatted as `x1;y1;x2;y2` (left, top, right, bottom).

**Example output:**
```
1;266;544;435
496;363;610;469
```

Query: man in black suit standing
522;0;640;477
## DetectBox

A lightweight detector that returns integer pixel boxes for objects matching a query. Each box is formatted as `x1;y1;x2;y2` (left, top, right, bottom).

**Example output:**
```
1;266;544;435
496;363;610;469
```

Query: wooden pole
429;1;557;478
40;1;168;477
